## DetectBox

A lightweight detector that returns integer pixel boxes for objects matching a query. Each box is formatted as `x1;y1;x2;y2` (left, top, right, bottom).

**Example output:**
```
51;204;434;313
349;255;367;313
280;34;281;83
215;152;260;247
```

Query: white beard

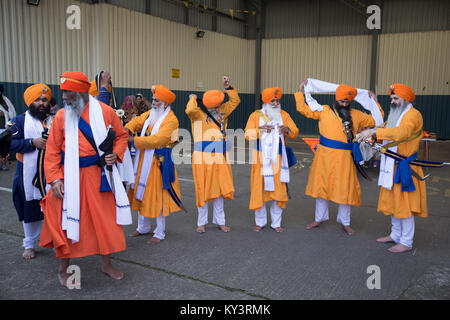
387;101;408;128
64;95;86;117
148;104;165;127
264;104;281;122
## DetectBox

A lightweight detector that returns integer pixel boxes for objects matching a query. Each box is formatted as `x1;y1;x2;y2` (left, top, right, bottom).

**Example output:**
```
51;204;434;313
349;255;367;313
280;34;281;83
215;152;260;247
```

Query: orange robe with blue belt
186;88;240;208
39;102;129;258
376;106;428;218
125;109;182;218
295;92;384;206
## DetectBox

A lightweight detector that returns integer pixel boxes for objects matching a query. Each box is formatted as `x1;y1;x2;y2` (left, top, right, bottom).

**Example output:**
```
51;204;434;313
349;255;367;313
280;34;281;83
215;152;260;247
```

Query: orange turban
24;84;52;107
336;84;357;102
60;71;91;93
152;85;176;105
203;90;225;109
389;84;415;102
262;87;282;104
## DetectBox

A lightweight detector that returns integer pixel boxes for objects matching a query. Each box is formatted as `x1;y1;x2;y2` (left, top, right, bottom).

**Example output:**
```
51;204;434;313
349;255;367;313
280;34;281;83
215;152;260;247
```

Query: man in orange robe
186;76;240;233
245;87;299;232
296;79;384;235
126;85;182;245
357;84;427;253
39;71;131;286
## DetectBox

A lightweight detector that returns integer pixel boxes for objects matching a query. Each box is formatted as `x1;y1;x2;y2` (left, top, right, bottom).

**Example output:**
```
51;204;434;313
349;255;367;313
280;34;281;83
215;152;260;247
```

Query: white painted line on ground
178;178;195;183
0;187;12;193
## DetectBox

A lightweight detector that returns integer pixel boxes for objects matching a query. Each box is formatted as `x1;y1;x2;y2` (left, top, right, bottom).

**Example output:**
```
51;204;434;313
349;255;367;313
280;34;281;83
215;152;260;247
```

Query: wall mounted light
196;30;205;39
27;0;40;5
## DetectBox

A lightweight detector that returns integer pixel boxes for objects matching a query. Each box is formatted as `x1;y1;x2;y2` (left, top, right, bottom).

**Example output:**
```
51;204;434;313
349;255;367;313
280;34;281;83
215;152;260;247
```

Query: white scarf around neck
259;105;289;191
23;111;52;201
132;106;171;201
378;104;412;190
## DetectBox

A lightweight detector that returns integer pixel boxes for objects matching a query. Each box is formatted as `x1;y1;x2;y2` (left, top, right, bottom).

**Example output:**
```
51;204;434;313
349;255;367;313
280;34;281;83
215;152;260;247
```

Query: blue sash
319;135;363;163
61;117;112;192
154;147;186;212
394;153;417;192
194;141;232;154
319;135;368;179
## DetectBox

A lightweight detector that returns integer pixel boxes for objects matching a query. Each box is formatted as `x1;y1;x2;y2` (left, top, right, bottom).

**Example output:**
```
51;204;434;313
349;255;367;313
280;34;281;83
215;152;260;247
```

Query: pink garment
122;96;135;110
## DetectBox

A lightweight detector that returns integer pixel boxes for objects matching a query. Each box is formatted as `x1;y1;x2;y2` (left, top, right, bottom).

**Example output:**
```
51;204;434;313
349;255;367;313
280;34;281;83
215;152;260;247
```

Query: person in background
0;83;17;170
135;93;150;115
121;96;138;124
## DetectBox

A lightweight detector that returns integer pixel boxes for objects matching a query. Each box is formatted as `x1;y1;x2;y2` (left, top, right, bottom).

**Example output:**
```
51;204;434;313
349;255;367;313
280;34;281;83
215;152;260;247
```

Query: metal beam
254;0;265;109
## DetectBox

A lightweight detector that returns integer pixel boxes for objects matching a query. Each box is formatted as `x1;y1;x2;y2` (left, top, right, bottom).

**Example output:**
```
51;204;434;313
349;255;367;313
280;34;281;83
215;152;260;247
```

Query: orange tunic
39;102;129;258
245;110;299;210
376;107;427;218
186;88;240;208
125;109;182;218
295;92;384;206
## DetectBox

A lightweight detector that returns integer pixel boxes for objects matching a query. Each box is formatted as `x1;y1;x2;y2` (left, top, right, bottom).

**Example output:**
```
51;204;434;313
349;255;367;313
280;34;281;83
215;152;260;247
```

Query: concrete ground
0;138;449;300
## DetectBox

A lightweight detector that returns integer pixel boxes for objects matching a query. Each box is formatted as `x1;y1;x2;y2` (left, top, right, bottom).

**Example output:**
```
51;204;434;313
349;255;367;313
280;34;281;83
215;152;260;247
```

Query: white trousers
197;197;226;227
23;220;42;249
136;213;166;240
255;201;283;229
315;198;351;226
390;216;415;248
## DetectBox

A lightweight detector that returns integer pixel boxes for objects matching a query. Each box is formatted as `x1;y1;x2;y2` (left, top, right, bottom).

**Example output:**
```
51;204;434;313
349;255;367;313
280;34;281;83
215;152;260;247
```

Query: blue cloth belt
154;147;185;211
194;141;232;153
394;152;417;192
319;135;363;163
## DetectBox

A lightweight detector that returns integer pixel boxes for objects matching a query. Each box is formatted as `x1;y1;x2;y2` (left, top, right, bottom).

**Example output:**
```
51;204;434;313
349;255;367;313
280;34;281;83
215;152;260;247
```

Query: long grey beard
387;101;408;128
148;105;165;127
64;96;86;117
263;104;281;122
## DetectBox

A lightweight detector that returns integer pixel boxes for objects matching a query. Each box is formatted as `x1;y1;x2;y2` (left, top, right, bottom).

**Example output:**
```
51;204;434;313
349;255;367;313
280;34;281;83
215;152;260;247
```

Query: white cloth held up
304;78;384;126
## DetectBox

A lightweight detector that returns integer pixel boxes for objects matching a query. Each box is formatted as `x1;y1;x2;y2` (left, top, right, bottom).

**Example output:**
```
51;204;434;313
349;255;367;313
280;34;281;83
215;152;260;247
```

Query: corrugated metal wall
377;30;450;95
0;0;255;93
261;35;372;93
265;0;450;39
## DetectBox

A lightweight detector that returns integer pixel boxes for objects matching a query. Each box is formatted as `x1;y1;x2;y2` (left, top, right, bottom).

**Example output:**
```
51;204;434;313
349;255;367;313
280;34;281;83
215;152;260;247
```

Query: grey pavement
1;139;450;300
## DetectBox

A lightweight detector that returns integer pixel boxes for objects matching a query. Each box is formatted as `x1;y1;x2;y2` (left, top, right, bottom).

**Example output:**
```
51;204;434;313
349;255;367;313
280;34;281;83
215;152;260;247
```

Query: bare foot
22;248;36;259
253;226;264;232
58;271;71;287
129;231;148;237
217;225;230;233
102;265;124;280
271;227;284;233
147;237;161;245
376;236;395;243
388;243;413;253
196;226;206;233
306;221;322;230
343;226;355;235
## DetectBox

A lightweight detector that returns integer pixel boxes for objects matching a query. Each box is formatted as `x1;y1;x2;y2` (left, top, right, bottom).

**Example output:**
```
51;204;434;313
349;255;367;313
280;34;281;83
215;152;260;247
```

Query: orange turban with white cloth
152;85;176;105
262;87;282;104
23;84;52;107
336;84;357;102
389;84;415;102
60;71;91;93
203;90;225;109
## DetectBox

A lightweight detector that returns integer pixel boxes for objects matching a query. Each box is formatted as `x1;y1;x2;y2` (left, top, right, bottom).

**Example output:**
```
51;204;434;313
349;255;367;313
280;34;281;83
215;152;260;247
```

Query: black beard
335;103;352;123
29;104;50;121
